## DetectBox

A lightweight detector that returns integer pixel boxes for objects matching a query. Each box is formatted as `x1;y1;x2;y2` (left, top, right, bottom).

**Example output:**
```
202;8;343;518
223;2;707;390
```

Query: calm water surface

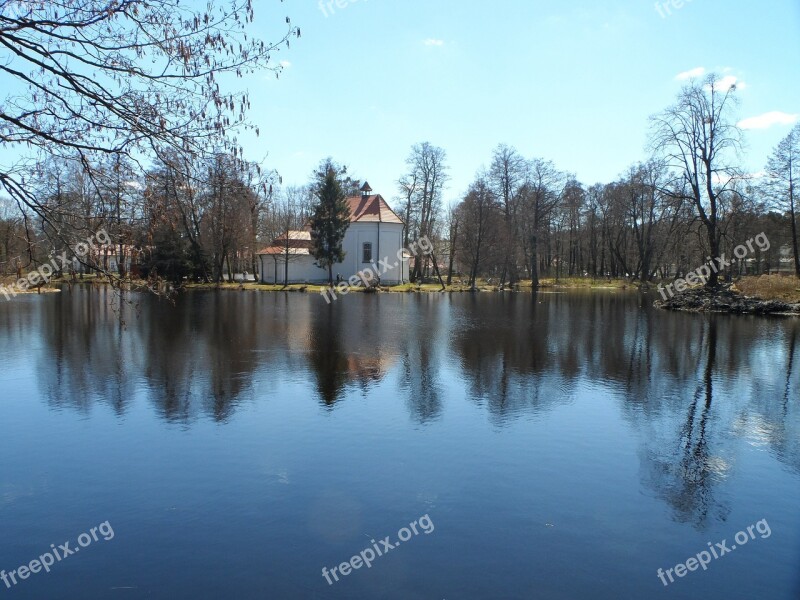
0;288;798;599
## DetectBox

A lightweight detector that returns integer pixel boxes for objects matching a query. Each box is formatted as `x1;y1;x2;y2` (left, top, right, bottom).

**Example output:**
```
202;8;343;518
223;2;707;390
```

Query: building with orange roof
258;183;409;285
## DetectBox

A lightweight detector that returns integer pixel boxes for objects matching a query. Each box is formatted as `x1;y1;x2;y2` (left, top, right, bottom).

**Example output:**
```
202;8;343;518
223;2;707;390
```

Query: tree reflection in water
27;288;799;527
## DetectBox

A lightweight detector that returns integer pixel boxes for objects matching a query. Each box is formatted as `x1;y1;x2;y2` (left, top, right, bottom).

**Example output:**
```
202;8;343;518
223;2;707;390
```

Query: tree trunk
705;226;721;288
446;222;457;286
430;250;446;290
469;243;481;289
530;232;539;288
790;188;800;278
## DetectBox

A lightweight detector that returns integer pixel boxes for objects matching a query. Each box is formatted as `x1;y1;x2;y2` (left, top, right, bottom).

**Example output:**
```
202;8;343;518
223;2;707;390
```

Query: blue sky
242;0;800;204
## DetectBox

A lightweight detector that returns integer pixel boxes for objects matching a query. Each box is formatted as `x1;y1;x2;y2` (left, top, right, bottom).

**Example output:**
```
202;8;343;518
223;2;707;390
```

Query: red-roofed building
258;186;409;285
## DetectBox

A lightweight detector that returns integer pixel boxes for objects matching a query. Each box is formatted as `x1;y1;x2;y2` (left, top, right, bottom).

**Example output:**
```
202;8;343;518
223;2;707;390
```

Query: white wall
259;222;408;284
260;255;321;284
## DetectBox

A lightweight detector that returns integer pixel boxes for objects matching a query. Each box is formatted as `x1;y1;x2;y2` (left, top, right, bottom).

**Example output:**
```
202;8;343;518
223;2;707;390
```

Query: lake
0;287;798;599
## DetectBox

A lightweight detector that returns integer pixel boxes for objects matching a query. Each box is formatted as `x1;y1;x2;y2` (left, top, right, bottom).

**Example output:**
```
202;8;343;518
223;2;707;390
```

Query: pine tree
309;161;351;286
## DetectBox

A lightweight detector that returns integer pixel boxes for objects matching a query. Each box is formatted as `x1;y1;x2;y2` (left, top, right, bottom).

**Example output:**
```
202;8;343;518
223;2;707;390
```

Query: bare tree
0;0;298;283
519;159;566;287
610;161;681;282
94;154;140;276
0;194;23;273
401;142;449;281
397;173;417;251
444;202;460;285
457;176;499;289
765;124;800;277
488;144;527;287
650;75;744;288
243;164;278;281
263;185;309;285
584;183;604;277
142;155;208;283
203;154;254;283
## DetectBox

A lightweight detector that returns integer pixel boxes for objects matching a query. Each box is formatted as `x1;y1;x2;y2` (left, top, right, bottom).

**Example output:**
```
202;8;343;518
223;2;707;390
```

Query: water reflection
308;303;350;406
9;287;800;527
639;320;730;528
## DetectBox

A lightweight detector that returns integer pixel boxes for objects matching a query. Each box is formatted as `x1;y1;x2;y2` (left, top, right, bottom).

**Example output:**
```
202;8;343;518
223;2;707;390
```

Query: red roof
346;194;404;224
275;231;311;242
258;247;310;256
257;194;403;255
258;231;312;256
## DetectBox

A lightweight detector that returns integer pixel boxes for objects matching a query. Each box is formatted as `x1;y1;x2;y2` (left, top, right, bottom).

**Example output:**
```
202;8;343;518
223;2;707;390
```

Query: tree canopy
0;0;297;257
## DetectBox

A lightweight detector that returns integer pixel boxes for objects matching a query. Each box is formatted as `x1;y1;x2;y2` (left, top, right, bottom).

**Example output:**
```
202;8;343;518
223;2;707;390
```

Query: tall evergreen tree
309;161;351;286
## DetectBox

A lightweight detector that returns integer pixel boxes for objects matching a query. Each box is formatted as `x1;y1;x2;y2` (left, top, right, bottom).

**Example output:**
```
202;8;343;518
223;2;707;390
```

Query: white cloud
738;111;799;130
676;68;748;91
280;60;292;69
675;67;705;81
715;75;745;91
423;38;445;47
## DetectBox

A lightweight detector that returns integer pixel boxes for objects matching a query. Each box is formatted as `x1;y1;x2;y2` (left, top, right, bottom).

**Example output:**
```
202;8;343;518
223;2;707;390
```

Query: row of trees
1;118;795;289
410;77;799;289
0;152;277;284
0;152;365;287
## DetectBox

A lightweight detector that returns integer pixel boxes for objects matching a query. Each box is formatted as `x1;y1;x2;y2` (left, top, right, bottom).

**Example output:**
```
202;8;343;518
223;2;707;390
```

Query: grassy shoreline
2;274;798;303
180;276;635;295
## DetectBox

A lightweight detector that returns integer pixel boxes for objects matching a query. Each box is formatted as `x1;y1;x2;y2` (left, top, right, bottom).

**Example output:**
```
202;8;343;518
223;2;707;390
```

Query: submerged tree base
655;284;800;316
